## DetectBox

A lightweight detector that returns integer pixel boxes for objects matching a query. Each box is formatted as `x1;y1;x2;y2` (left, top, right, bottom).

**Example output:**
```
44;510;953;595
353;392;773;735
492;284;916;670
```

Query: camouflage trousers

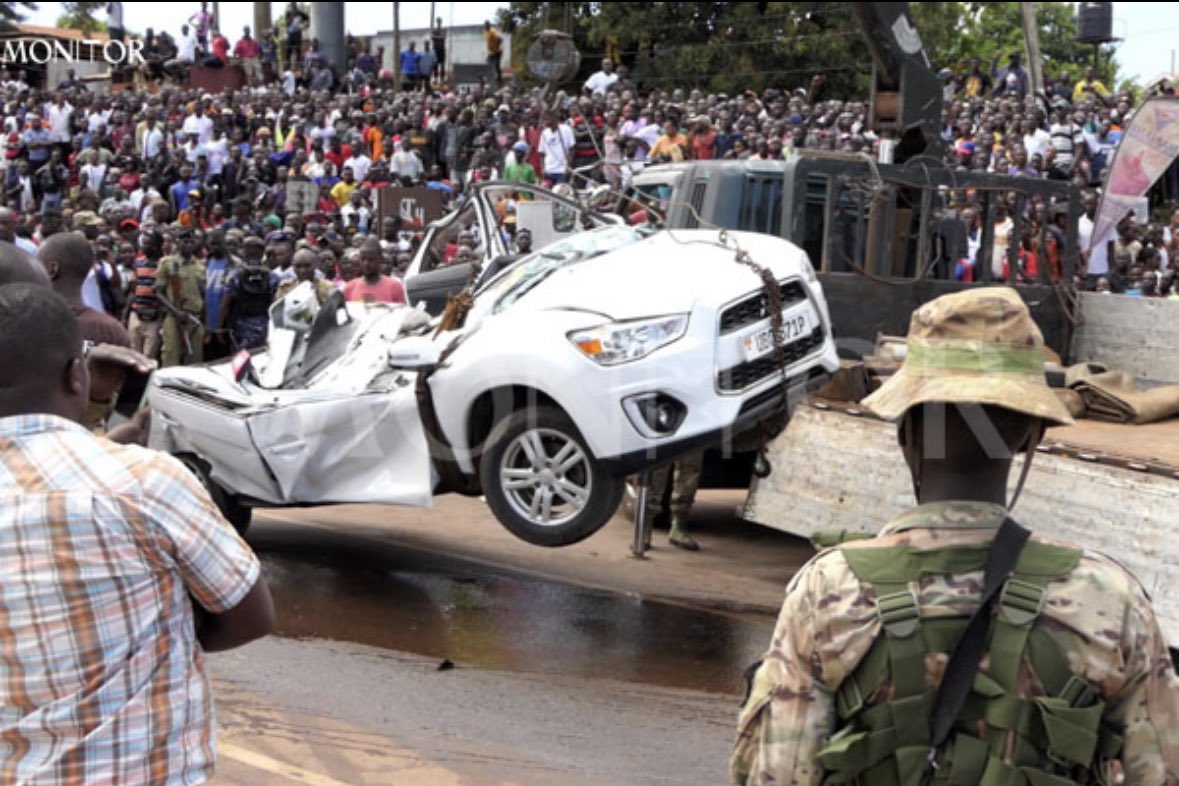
640;449;704;523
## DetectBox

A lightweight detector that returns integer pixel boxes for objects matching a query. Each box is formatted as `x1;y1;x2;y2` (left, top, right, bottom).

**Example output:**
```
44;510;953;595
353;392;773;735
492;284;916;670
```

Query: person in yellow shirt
647;118;689;163
1072;66;1111;104
484;20;503;85
330;166;358;208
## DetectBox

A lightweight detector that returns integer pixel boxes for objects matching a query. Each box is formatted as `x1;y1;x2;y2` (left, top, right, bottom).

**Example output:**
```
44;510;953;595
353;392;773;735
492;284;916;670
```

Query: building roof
2;24;111;43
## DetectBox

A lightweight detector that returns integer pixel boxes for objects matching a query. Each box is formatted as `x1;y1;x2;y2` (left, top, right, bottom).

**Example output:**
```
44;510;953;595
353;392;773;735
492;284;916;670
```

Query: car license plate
740;304;815;362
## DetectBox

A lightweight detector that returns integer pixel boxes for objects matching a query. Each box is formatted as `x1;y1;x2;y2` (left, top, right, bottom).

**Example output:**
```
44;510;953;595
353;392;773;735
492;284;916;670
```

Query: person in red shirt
210;30;230;64
689;116;717;160
232;26;261;59
325;137;352;172
342;238;406;305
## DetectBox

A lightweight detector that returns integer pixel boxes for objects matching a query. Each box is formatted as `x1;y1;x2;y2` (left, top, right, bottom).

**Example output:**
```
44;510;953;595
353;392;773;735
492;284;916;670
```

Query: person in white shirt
343;151;372;183
340;191;371;233
205;131;228;177
181;109;213;145
389;141;423;181
81;260;116;313
180;133;208;165
1022;120;1052;164
538;113;575;184
282;69;296;97
142;118;163;160
45;96;73;144
79;160;108;194
1078;202;1110;281
583;58;618;97
177;24;197;62
87;106;112;135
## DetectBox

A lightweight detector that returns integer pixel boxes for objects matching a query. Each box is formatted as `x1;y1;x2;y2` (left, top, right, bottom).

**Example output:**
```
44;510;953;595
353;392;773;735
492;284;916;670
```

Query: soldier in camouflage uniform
733;288;1179;785
626;449;705;550
154;229;206;367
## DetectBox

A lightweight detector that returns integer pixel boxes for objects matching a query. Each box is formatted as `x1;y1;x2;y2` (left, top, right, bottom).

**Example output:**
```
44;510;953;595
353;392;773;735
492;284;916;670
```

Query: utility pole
393;2;401;86
212;1;220;32
1020;2;1043;103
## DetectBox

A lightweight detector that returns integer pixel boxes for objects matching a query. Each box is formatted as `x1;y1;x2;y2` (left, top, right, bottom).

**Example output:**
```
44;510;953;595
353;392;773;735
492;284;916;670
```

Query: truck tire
177;453;253;536
480;407;623;547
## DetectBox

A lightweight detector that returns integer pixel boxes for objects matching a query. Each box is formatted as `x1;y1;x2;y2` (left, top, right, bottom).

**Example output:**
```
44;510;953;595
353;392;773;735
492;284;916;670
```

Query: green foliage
499;2;872;97
0;1;37;33
911;2;1121;89
56;1;105;33
501;2;1126;97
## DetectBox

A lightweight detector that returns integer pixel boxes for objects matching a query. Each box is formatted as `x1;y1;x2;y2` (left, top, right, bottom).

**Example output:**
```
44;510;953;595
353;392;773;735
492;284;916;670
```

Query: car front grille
717;326;826;392
718;279;808;335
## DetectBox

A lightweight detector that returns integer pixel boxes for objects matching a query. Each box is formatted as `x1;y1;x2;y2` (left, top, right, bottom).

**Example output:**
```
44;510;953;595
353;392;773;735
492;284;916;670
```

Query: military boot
668;518;699;551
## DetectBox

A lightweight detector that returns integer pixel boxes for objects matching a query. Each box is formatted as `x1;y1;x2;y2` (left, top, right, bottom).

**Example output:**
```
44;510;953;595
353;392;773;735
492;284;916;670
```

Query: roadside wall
1072;292;1179;383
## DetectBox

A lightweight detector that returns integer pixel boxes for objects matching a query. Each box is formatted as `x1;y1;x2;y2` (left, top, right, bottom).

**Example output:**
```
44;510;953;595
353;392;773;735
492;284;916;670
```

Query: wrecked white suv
148;225;838;547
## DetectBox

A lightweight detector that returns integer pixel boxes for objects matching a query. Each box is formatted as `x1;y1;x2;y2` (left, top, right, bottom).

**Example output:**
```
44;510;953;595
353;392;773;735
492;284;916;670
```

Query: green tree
499;2;873;97
56;1;105;33
0;1;37;33
502;2;1125;98
911;2;1121;92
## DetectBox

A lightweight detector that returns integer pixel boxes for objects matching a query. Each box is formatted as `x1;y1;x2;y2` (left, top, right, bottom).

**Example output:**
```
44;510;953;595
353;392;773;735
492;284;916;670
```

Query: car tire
177;453;253;536
480;406;623;547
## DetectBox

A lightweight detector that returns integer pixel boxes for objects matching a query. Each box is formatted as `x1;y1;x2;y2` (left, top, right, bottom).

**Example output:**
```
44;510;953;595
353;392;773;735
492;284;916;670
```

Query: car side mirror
388;336;441;371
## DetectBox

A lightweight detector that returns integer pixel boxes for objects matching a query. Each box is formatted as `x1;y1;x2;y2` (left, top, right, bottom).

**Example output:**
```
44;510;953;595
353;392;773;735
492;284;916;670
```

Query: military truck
617;4;1179;648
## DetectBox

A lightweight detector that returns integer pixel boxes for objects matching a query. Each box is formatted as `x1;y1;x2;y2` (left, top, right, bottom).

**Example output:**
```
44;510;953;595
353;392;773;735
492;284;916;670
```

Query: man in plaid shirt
0;280;275;784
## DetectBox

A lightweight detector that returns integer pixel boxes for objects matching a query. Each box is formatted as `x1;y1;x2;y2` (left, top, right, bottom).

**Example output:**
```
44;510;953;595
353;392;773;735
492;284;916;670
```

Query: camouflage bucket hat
862;287;1073;426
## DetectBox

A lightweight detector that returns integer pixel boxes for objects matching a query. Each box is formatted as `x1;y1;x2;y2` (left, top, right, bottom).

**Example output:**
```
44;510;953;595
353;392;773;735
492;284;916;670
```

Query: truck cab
630;156;1084;359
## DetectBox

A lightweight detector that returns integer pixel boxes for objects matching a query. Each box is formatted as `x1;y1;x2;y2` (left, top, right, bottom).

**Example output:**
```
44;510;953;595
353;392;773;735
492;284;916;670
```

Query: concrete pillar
310;2;347;74
253;1;270;38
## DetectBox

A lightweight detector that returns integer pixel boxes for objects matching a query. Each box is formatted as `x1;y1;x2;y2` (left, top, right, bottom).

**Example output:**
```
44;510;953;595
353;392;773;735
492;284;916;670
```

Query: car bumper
597;365;830;476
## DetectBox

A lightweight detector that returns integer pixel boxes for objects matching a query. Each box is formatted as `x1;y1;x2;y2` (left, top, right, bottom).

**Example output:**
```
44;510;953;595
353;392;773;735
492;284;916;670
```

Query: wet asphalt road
206;506;786;785
248;519;773;696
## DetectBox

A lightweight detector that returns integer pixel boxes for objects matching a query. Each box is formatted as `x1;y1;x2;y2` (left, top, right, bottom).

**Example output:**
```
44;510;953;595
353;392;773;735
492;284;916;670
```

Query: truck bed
1046;418;1179;474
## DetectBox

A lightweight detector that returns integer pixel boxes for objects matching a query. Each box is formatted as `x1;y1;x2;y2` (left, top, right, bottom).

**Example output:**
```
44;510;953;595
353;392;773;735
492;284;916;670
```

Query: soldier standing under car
639;451;704;551
155;228;206;367
733;288;1179;786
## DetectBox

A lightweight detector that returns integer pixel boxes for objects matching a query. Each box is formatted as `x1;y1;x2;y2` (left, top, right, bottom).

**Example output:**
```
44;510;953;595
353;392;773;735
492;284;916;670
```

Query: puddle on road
256;537;773;695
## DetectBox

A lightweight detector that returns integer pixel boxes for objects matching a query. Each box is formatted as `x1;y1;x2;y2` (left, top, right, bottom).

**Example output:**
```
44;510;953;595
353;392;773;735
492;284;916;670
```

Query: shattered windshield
490;225;649;313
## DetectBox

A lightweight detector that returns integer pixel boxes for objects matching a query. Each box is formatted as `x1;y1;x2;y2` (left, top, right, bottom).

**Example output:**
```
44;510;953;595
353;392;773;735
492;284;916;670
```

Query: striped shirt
130;256;161;317
0;414;261;785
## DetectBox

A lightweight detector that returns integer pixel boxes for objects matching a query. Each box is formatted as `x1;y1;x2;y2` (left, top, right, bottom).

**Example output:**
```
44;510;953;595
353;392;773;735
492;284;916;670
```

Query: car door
404;194;501;314
248;384;433;508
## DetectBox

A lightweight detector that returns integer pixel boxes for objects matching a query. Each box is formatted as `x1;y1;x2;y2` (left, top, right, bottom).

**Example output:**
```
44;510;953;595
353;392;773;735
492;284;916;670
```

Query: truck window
738;175;783;235
684;181;708;229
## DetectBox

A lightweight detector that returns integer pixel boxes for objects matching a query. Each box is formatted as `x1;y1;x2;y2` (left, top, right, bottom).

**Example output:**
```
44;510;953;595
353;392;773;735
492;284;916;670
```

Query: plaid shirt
0;414;261;785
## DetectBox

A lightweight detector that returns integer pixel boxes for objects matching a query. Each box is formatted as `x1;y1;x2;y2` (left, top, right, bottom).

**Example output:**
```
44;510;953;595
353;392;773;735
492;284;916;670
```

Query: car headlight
568;314;689;366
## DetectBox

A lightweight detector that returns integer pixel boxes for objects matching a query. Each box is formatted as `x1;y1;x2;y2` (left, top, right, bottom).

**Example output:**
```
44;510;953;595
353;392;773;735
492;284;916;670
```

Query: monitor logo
0;37;145;67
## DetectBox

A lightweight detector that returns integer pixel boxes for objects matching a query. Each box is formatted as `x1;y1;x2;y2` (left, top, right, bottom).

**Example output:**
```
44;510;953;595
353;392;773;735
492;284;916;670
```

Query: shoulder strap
920;516;1029;785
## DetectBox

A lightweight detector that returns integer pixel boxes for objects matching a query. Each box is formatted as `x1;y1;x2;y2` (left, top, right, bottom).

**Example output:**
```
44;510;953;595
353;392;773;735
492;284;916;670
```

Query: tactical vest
236;266;273;318
815;541;1123;786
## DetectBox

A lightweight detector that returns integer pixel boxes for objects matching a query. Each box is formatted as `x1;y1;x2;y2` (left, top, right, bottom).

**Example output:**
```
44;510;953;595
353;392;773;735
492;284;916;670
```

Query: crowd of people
0;12;1173;388
6;8;1179;785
